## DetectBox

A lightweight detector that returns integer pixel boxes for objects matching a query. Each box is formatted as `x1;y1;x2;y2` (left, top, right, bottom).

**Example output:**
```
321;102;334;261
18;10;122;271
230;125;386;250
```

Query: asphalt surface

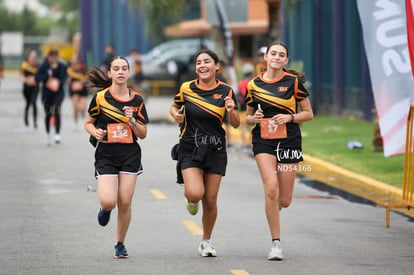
1;75;414;275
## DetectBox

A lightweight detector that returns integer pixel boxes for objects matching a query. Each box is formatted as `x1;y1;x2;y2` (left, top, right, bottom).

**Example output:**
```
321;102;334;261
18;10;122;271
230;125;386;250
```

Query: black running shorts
179;147;227;176
253;142;303;164
94;142;143;178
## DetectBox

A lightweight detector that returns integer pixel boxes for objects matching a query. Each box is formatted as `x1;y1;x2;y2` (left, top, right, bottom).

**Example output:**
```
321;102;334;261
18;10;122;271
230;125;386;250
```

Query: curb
299;154;413;219
162;113;412;220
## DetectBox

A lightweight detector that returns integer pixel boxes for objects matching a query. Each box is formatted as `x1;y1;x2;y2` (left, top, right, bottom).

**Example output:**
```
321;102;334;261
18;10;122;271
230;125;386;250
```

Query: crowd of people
5;41;313;260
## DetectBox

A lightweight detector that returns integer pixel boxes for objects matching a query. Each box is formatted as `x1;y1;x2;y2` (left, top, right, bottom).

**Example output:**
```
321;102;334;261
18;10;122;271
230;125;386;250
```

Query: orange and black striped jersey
174;79;238;145
246;71;309;142
20;61;38;76
88;87;148;141
67;65;87;81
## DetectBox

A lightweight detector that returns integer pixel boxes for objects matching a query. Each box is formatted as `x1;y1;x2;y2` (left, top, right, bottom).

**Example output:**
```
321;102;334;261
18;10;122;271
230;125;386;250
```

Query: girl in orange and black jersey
84;56;148;259
67;54;88;129
20;49;39;129
170;49;240;257
245;42;313;260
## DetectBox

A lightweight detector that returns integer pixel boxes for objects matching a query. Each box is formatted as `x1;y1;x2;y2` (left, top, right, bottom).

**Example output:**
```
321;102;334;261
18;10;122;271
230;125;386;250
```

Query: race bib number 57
107;123;133;143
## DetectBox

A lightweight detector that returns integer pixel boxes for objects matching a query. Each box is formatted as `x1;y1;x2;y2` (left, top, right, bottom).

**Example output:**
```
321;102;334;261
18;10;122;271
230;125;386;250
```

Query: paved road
1;76;414;275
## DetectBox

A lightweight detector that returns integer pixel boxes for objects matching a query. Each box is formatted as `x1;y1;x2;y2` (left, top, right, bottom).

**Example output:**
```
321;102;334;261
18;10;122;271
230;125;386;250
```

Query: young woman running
84;56;148;258
67;54;88;130
34;49;67;146
20;49;39;130
170;49;240;257
245;42;313;260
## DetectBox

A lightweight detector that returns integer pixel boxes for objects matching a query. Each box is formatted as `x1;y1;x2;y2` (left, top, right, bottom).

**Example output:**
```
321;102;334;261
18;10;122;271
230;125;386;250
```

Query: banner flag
357;0;414;157
406;0;414;77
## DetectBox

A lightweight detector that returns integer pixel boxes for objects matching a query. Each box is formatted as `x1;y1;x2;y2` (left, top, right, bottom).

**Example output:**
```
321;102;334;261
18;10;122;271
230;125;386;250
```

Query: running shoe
45;134;52;146
184;198;199;215
54;134;61;144
198;240;217;257
114;242;128;258
267;240;283;260
97;208;111;226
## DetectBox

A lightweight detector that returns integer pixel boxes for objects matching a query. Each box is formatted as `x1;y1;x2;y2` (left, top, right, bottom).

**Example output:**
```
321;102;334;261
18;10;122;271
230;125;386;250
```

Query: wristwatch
290;114;295;123
129;118;137;127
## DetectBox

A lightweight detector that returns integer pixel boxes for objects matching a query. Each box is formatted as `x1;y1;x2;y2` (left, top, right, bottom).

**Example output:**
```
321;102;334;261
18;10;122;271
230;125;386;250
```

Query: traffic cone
50;115;55;126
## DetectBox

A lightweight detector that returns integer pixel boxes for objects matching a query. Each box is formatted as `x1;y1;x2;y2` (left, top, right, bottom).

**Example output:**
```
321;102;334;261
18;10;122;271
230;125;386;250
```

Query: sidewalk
147;95;413;222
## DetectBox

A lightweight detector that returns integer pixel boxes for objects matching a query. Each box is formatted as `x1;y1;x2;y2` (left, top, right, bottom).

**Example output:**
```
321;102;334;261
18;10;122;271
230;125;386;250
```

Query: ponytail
87;66;112;89
283;68;306;84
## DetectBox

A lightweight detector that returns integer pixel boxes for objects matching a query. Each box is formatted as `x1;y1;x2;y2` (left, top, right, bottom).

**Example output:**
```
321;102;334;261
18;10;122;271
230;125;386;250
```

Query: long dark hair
87;56;129;89
266;42;306;83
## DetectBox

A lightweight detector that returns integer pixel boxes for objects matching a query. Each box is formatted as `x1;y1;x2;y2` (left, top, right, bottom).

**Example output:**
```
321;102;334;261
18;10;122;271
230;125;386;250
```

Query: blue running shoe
114;242;128;258
98;208;111;226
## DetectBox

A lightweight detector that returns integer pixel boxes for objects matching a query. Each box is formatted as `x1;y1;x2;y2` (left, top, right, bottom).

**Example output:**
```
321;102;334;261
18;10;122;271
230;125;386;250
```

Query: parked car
141;39;212;94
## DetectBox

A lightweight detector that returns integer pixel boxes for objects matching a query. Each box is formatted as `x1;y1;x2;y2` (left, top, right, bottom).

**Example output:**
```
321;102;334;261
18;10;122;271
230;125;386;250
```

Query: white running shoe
268;240;283;260
184;198;199;215
198;239;217;257
54;134;61;144
45;134;52;146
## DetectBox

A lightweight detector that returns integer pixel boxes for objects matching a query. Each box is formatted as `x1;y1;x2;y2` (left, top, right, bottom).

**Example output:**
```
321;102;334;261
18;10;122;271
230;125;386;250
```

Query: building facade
283;0;373;120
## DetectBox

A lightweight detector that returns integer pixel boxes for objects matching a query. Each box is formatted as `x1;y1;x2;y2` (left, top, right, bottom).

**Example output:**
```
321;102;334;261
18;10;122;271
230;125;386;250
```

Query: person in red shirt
238;62;255;151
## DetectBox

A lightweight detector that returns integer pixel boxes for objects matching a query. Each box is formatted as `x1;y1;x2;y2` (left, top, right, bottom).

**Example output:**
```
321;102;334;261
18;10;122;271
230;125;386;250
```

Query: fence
385;104;414;227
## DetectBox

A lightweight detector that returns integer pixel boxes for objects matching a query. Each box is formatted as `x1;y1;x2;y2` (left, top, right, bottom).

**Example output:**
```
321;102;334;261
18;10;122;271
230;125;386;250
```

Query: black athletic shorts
70;89;88;97
252;142;303;164
179;146;227;176
94;142;143;178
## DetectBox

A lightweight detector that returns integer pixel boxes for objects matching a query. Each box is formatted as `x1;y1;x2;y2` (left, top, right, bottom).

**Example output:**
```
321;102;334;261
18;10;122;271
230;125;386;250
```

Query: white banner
357;0;414;157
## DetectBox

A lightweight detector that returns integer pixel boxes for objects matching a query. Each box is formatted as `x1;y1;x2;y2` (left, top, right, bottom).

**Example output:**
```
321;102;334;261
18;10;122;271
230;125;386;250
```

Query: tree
0;3;20;32
21;6;37;35
128;0;185;44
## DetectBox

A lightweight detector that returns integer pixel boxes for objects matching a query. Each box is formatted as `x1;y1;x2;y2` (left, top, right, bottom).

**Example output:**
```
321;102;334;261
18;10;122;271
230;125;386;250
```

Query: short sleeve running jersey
20;61;39;87
174;79;238;146
67;66;87;81
245;72;309;144
20;61;38;76
88;87;148;141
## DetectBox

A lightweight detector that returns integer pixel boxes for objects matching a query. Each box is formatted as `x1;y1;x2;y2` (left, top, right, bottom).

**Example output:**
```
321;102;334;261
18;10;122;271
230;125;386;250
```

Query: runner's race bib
260;118;287;139
26;75;37;86
71;80;84;92
107;123;133;143
45;77;60;92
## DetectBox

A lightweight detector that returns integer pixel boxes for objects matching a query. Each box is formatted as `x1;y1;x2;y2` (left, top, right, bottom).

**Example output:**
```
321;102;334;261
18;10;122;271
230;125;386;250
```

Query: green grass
301;116;404;188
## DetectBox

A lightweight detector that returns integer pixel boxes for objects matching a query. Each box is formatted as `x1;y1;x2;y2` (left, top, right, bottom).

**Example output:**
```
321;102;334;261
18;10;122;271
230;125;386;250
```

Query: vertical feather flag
358;0;414;156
